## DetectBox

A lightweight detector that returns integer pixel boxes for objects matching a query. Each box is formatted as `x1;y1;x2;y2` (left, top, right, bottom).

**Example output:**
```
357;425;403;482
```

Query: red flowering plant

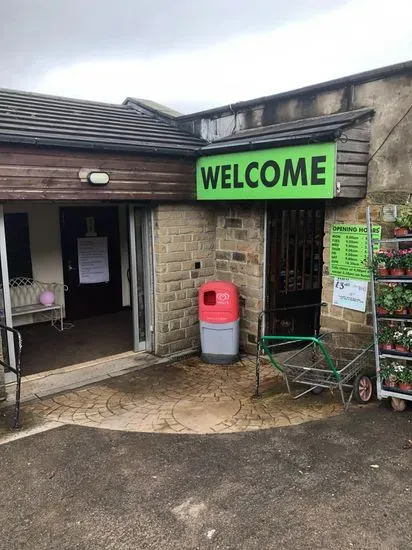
369;249;393;276
399;248;412;271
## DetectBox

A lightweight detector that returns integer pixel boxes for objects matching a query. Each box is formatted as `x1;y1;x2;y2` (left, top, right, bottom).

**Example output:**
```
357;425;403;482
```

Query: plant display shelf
372;236;412;243
375;277;412;283
380;388;412;399
376;314;412;321
367;207;412;406
380;352;412;361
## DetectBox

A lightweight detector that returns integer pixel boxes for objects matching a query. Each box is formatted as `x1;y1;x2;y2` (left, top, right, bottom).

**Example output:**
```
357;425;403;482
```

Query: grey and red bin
199;281;240;364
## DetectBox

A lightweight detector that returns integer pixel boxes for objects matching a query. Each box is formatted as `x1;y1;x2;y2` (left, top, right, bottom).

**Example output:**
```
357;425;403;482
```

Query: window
4;213;33;279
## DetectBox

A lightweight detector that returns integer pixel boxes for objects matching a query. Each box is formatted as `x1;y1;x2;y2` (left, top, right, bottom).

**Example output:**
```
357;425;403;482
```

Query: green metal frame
259;335;341;381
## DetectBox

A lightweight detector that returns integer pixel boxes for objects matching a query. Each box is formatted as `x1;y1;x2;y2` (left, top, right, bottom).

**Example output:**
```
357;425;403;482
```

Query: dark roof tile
0;89;205;155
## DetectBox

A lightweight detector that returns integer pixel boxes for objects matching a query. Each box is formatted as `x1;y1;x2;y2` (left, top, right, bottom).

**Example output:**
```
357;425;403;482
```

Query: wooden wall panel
336;126;370;198
0;145;196;201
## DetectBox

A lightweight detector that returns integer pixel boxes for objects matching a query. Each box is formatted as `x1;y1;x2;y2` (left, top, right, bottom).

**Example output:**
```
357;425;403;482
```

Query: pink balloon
39;290;55;306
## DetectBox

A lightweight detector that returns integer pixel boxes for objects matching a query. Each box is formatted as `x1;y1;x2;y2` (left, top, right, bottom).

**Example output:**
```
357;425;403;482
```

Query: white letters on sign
78;237;109;284
332;277;368;312
216;292;230;304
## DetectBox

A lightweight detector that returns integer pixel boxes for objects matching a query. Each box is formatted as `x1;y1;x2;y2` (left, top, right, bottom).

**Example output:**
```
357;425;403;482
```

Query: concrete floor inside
18;309;134;376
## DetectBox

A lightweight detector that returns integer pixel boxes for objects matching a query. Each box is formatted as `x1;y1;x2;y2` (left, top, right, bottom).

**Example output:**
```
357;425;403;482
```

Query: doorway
60;206;123;320
266;201;325;337
0;202;153;380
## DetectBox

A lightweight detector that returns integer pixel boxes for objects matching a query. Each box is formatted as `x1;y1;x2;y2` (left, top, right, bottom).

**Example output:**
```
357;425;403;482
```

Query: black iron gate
266;201;325;337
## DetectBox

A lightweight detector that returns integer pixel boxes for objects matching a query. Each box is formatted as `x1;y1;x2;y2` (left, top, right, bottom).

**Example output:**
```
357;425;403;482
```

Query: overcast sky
1;0;411;113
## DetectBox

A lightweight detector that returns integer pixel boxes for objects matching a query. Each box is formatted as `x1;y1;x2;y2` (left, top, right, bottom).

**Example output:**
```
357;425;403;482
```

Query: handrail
256;302;326;344
0;323;22;430
260;335;340;380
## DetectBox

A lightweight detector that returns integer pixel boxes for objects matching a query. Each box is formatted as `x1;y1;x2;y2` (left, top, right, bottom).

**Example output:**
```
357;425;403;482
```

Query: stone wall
153;202;266;356
214;203;265;353
153;204;216;356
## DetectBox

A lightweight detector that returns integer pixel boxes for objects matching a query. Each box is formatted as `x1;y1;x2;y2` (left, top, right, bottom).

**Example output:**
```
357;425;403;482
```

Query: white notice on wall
333;278;368;312
78;237;109;284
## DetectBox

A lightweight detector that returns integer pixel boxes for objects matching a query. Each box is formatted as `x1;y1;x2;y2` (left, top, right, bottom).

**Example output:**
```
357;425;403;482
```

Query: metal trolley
256;331;376;409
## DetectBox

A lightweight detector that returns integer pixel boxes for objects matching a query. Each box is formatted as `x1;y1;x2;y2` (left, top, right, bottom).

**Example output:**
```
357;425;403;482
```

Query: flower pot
407;268;412;277
395;344;408;353
383;379;397;388
376;306;389;315
390;268;405;277
394;227;409;238
394;307;408;316
408;308;412;315
378;267;390;277
380;344;395;351
399;383;412;392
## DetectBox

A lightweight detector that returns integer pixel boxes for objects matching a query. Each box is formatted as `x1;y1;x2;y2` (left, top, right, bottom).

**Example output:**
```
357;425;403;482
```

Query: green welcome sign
197;142;336;200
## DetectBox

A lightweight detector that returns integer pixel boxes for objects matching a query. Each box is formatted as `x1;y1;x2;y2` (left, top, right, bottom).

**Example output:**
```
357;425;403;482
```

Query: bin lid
199;281;239;323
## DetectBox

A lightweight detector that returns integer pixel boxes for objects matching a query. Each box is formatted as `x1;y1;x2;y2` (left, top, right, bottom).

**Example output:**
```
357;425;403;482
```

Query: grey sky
1;0;411;112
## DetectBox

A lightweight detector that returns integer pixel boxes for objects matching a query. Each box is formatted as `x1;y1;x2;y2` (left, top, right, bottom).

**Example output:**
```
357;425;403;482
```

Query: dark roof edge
200;130;340;156
178;59;412;120
124;98;179;125
0;134;200;157
124;98;206;142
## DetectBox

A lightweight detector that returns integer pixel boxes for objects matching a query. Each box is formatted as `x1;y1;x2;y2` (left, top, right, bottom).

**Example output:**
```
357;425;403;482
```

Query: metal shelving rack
366;207;412;404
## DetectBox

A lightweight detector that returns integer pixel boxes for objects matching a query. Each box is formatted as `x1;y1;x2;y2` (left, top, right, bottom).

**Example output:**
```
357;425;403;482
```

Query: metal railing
0;323;22;429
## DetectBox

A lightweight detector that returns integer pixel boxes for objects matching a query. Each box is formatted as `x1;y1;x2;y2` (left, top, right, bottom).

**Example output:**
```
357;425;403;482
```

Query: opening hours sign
329;224;381;281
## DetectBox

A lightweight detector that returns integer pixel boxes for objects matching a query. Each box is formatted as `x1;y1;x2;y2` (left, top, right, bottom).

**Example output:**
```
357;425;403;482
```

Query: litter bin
199;281;239;364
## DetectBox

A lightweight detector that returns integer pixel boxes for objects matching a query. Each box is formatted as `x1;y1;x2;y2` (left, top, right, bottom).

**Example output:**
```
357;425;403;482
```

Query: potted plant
402;247;412;277
388;251;405;277
379;360;397;387
370;250;392;277
394;207;412;238
404;286;412;314
376;285;394;314
393;328;408;353
392;285;408;315
376;285;407;315
378;325;395;351
397;367;412;392
403;328;412;352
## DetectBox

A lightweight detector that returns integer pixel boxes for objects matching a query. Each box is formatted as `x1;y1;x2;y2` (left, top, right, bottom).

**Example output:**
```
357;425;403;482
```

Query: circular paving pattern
24;356;343;434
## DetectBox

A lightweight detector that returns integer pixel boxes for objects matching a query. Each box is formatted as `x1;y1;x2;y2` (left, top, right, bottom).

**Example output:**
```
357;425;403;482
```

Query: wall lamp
78;168;110;186
87;171;110;186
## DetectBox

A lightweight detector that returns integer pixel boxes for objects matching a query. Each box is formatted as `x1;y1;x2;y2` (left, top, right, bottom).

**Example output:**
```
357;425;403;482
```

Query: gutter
198;129;341;156
0;134;202;158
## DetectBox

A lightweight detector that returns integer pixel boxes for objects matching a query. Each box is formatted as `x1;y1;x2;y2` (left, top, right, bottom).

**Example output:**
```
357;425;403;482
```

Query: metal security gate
266;201;325;336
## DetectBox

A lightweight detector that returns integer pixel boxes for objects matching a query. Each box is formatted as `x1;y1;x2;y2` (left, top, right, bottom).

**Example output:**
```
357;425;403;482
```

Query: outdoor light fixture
87;171;110;185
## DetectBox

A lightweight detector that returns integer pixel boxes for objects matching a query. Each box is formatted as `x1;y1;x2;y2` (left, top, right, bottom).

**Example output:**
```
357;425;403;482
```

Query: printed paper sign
333;278;368;312
78;237;109;284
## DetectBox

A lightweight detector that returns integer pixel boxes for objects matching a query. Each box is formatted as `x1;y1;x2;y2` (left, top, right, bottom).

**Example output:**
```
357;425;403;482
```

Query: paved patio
15;355;345;436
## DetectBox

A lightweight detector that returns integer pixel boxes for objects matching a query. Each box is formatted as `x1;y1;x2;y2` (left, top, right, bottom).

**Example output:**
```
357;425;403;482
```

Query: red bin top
199;281;239;323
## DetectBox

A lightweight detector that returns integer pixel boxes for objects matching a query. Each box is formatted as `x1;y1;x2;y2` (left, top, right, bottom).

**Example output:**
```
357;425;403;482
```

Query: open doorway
1;203;151;378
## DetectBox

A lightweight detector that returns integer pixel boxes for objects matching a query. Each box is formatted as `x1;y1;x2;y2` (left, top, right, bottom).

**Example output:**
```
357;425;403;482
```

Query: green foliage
376;285;407;313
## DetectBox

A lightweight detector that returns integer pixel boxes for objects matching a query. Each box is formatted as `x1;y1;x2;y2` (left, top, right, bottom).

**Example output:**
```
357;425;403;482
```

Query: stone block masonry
153;202;265;357
215;203;265;354
153;204;216;356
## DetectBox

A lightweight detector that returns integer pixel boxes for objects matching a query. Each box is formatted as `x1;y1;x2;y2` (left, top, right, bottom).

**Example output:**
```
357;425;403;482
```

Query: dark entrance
266;201;325;337
60;206;123;320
